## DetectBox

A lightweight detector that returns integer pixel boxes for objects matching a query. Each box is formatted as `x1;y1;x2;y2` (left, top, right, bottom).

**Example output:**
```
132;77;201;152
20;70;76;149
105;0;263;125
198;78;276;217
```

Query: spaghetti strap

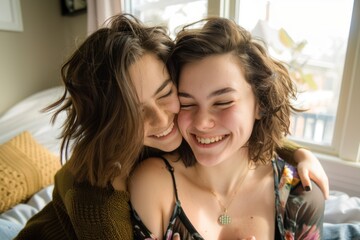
132;156;204;240
158;156;180;201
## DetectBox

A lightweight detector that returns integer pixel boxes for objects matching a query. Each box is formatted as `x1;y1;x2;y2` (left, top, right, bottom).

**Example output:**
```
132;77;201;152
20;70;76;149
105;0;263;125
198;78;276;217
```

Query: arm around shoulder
276;138;301;165
277;139;329;199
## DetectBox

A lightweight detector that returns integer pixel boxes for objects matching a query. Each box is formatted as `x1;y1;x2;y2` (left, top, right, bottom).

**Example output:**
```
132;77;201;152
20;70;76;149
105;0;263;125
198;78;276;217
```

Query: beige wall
0;0;87;115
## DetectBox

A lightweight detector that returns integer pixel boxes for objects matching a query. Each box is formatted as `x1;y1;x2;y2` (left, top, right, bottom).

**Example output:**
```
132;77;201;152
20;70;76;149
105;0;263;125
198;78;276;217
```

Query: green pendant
218;213;231;225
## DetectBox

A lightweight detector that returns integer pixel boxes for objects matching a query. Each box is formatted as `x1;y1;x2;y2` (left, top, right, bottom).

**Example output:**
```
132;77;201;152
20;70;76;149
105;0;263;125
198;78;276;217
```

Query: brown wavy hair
45;14;174;187
168;17;300;166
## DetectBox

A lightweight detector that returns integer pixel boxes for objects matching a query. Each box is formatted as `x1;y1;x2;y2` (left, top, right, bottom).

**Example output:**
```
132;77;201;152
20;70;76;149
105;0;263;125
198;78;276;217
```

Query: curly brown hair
168;17;300;166
45;14;174;187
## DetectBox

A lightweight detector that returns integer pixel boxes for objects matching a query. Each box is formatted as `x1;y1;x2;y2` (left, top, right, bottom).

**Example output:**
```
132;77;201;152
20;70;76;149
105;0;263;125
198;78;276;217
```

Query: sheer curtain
86;0;122;35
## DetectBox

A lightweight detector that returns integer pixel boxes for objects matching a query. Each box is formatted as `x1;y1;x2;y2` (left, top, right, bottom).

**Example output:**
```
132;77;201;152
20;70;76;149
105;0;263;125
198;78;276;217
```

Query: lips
154;122;174;138
194;134;228;145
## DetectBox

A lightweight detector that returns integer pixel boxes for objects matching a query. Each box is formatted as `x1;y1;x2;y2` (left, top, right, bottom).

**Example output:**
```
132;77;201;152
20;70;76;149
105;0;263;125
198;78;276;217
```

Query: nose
193;109;215;130
146;104;168;127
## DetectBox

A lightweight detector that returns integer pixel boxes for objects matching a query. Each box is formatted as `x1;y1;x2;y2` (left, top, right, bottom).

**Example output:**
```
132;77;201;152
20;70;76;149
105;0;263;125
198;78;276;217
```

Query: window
235;0;351;143
124;0;360;162
233;0;360;162
123;0;208;38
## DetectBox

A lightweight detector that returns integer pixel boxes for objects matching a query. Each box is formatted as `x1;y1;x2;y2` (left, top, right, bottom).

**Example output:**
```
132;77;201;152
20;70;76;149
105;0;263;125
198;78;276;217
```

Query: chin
157;143;179;152
194;154;222;167
147;137;182;153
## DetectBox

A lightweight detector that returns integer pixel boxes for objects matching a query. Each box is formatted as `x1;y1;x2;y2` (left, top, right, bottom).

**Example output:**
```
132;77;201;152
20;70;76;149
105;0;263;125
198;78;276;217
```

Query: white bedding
0;87;359;240
0;86;66;154
0;185;54;240
0;185;54;226
325;191;360;224
0;86;64;240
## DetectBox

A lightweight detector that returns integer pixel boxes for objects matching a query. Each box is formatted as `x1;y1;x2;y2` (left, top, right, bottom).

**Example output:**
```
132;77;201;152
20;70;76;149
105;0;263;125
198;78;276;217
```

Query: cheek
142;119;150;138
177;111;192;134
173;96;181;113
219;106;255;130
168;94;180;114
218;109;241;127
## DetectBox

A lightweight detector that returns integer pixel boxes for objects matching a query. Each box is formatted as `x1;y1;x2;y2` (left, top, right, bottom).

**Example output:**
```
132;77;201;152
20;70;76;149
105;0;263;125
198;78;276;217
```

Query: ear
255;103;262;120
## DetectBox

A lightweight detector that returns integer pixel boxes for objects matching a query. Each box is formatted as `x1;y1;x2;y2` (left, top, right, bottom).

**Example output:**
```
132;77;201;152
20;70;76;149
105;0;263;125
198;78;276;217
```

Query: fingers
294;148;330;199
172;233;180;240
316;171;330;200
297;167;312;192
308;174;329;200
297;165;330;200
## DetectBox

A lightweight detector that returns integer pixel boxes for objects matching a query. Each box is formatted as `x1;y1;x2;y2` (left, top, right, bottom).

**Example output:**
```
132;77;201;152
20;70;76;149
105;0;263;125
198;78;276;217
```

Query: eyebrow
154;79;172;96
178;87;236;99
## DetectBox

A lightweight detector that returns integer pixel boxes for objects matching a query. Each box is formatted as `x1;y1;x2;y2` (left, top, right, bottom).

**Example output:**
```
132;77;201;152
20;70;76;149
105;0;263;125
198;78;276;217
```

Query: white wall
0;0;87;115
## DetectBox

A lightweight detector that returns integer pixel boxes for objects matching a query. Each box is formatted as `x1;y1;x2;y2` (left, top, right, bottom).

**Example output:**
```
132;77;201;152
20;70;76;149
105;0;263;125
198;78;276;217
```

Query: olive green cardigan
14;162;132;240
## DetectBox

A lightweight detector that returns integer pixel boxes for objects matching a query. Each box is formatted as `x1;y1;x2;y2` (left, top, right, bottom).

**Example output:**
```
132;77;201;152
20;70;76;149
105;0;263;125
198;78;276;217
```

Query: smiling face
130;53;183;152
177;53;261;166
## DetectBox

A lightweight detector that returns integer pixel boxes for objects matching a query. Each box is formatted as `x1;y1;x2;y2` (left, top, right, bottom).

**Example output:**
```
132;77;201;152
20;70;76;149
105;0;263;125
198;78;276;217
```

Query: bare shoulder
128;158;173;205
130;157;170;184
129;153;182;183
129;156;176;237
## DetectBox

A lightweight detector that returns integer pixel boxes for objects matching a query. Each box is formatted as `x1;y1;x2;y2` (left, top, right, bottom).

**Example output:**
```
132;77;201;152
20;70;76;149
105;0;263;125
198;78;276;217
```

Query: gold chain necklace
208;169;248;225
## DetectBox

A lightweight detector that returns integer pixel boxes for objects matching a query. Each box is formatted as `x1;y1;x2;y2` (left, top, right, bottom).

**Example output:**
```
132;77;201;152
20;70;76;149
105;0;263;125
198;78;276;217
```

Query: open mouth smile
195;134;228;144
154;122;174;138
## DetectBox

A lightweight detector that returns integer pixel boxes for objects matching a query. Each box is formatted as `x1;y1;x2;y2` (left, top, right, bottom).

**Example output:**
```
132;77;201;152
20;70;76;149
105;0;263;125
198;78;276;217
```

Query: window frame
332;0;360;163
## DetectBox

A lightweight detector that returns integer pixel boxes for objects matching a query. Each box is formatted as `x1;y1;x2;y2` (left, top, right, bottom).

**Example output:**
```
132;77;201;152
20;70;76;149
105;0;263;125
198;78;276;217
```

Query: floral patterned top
131;156;324;240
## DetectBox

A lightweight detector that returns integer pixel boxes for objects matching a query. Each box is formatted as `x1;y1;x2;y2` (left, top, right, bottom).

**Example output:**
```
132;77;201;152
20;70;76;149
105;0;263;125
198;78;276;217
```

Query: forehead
179;53;251;94
129;53;170;103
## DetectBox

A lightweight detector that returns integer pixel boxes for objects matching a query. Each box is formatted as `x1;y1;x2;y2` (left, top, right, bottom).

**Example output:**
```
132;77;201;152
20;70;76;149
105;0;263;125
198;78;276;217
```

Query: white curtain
86;0;123;35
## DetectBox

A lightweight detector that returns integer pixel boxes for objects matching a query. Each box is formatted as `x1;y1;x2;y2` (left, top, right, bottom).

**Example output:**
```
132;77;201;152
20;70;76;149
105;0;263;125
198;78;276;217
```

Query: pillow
0;131;61;213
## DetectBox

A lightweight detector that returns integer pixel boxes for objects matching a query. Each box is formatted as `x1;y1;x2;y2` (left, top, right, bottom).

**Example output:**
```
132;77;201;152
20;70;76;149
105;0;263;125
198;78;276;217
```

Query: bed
0;86;359;239
0;86;65;239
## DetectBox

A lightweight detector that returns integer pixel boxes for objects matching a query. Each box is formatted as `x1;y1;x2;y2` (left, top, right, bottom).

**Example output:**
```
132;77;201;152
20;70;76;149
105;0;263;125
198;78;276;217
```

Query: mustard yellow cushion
0;131;61;213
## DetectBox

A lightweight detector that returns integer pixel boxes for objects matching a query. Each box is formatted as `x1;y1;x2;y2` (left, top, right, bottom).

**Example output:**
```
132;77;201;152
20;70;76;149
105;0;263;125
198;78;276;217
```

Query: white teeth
155;122;174;138
196;135;224;144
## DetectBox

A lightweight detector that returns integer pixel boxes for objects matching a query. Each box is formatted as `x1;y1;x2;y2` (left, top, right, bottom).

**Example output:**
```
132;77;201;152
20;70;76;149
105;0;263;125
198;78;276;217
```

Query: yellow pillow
0;131;61;213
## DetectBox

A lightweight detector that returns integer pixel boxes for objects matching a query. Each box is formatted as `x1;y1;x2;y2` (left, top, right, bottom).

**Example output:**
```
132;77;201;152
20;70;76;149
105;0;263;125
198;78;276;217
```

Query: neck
194;152;250;196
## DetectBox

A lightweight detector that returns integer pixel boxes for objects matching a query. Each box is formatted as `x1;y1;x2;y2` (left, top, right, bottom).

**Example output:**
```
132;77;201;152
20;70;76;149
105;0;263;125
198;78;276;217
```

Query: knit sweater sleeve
65;183;133;240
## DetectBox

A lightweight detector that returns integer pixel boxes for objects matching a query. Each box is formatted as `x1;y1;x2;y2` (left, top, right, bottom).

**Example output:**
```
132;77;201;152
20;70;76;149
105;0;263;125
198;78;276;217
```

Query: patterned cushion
0;131;61;213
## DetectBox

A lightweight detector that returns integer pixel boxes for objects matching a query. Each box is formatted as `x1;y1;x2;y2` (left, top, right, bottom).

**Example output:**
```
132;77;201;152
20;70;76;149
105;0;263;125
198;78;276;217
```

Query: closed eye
215;101;233;106
180;104;195;109
159;89;173;99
